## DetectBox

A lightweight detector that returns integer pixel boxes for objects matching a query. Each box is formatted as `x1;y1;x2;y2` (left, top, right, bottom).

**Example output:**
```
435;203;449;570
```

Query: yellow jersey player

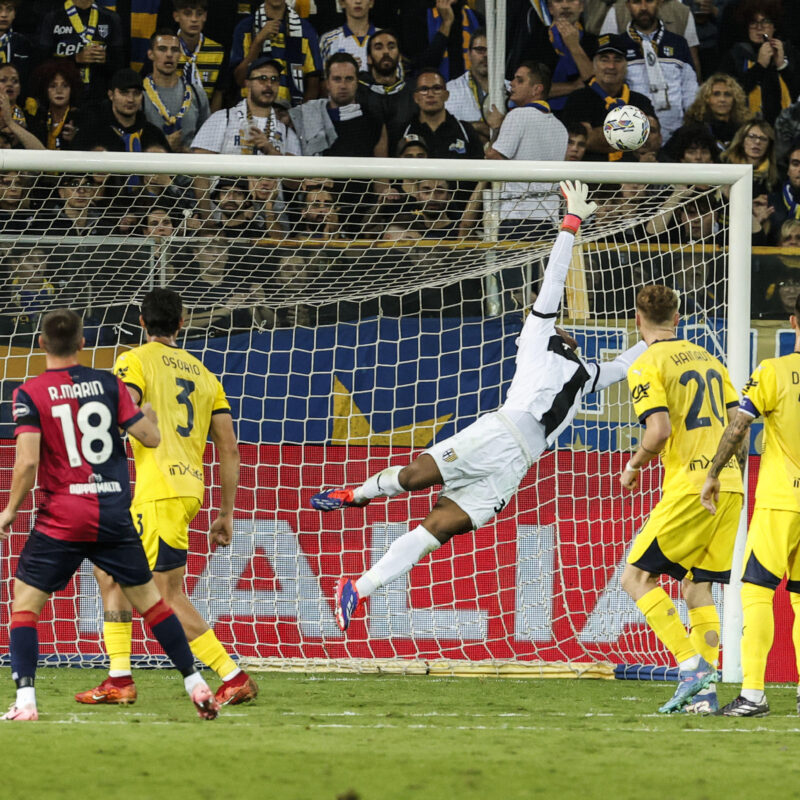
701;294;800;717
75;289;257;707
619;285;744;714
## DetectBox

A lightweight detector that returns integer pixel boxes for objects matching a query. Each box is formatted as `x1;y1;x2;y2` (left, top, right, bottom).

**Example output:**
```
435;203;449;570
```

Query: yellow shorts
131;497;201;572
742;507;800;592
627;491;742;583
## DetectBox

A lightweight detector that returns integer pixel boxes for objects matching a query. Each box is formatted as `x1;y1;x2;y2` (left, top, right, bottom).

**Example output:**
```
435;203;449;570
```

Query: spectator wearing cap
142;28;210;153
192;57;301;156
0;1;32;87
561;34;655;161
70;68;169;152
37;0;124;107
396;133;428;158
393;67;483;159
289;53;386;156
486;61;568;239
230;0;322;106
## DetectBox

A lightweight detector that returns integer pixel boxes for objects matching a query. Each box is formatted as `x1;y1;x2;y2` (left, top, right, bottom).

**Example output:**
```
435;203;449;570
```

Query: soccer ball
603;105;650;151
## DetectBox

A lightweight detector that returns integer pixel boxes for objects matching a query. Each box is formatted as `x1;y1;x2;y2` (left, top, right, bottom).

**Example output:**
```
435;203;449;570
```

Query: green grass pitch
1;668;798;800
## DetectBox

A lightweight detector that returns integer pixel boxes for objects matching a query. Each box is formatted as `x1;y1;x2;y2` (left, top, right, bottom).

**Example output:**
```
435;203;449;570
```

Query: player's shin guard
9;611;39;688
689;605;720;666
355;525;440;599
141;599;196;677
189;629;238;681
741;582;775;692
353;466;404;504
103;620;133;676
636;587;696;664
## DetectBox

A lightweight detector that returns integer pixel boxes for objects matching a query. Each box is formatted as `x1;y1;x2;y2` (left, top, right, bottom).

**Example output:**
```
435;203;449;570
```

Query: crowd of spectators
1;0;800;329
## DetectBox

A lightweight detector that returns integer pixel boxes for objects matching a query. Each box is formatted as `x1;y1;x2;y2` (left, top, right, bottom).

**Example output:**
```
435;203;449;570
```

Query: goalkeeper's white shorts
425;411;535;529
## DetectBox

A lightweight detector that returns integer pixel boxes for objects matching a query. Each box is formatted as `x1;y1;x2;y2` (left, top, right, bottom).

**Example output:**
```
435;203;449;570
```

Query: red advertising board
0;443;795;681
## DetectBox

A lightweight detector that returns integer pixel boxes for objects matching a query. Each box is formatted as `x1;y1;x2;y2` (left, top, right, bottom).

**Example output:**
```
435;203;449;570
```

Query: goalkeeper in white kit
312;181;647;631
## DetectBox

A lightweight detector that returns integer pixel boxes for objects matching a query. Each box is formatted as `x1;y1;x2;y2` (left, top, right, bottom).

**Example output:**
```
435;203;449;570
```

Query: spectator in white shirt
191;57;300;156
318;0;377;71
445;28;505;145
486;61;568;239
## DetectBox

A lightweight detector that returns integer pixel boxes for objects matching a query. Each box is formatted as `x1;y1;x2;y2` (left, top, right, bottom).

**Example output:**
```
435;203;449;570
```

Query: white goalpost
0;150;751;681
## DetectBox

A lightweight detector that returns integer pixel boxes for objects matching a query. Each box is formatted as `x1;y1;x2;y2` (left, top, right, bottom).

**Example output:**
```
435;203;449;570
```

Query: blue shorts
15;529;153;594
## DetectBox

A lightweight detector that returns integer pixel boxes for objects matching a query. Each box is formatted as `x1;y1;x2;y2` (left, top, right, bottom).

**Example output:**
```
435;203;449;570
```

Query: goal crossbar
0;150;752;184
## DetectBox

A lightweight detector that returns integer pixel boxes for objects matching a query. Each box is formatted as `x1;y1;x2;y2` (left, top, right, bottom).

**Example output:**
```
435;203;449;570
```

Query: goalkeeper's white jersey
502;310;601;447
501;230;645;448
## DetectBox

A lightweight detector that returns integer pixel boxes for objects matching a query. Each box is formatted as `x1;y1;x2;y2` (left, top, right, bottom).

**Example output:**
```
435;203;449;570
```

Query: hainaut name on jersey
47;380;103;400
670;349;713;366
161;354;202;375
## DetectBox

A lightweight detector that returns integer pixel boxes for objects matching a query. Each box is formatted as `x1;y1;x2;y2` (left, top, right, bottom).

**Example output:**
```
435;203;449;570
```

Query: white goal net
0;153;751;678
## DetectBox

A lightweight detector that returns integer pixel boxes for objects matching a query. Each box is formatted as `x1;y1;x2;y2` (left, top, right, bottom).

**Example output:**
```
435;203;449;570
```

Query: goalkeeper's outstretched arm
592;340;648;392
532;180;598;318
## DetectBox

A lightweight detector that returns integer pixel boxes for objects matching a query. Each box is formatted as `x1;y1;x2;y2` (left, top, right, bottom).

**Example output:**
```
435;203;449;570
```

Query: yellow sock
789;592;800;681
636;587;696;664
103;621;133;674
689;605;720;666
741;582;775;692
189;629;238;680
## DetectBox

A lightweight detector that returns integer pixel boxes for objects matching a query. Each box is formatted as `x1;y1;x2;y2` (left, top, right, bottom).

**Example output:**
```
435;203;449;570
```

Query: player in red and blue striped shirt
0;309;218;722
